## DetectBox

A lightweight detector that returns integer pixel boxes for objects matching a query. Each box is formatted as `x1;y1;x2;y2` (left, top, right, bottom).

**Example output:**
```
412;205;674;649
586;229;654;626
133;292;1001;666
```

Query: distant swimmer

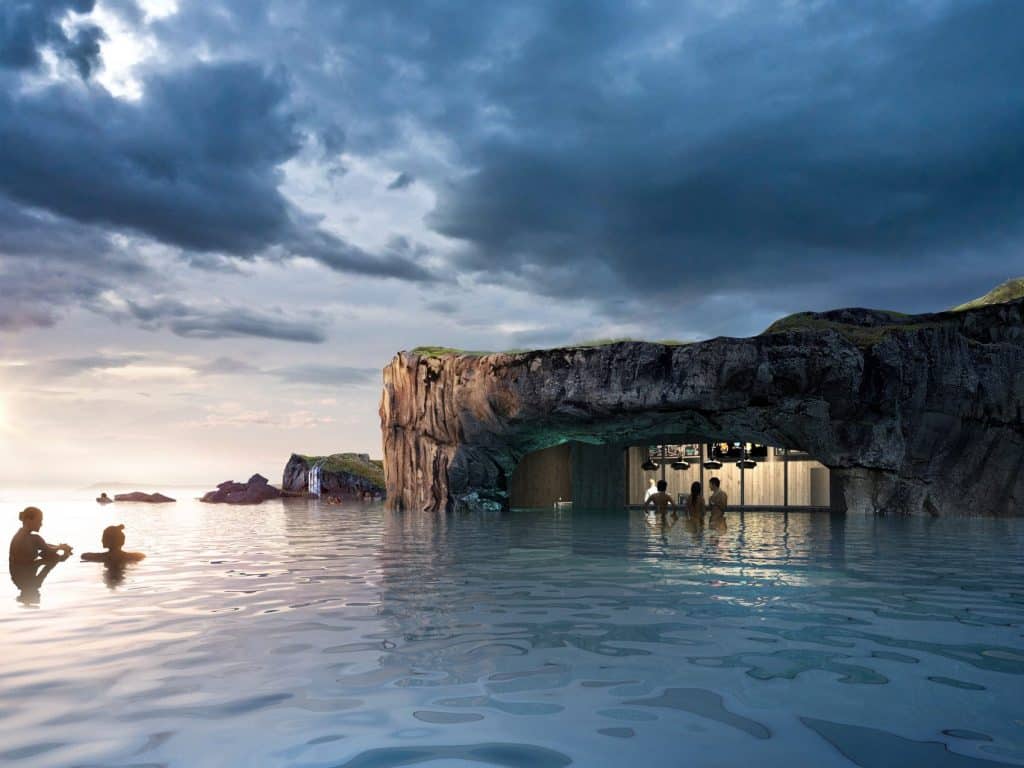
96;492;113;504
81;524;145;567
644;479;676;516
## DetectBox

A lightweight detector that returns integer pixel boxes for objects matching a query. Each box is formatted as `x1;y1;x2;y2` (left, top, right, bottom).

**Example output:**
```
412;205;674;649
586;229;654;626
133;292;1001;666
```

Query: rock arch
380;301;1024;516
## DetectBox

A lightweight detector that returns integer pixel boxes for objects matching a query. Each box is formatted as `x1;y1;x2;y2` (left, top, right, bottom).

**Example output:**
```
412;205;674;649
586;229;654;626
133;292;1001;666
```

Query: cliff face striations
380;300;1024;516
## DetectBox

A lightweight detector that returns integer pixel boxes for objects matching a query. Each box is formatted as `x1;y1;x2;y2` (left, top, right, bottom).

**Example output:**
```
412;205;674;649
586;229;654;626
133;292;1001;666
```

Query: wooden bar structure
624;445;830;507
508;442;833;510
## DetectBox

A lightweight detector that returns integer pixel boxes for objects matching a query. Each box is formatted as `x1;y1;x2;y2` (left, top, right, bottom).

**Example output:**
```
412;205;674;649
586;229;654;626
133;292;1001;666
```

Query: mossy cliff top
953;278;1024;311
409;278;1024;357
409;338;690;359
764;277;1024;346
295;453;385;487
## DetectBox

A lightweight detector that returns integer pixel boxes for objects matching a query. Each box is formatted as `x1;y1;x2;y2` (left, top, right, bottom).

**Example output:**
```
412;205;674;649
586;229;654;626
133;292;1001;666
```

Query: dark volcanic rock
113;492;175;503
201;474;281;505
380;299;1024;516
282;453;386;499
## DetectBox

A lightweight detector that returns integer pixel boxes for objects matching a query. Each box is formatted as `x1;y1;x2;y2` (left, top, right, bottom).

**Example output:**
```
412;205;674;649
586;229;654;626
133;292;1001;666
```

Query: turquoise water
2;491;1023;767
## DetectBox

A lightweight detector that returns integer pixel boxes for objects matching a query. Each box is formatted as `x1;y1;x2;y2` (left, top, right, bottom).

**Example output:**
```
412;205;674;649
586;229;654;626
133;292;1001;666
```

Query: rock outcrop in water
380;299;1024;516
282;453;386;499
201;474;281;505
113;491;175;503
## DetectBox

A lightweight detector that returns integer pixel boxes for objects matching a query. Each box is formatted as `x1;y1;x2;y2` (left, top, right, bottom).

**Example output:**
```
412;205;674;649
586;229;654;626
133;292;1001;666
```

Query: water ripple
0;497;1021;766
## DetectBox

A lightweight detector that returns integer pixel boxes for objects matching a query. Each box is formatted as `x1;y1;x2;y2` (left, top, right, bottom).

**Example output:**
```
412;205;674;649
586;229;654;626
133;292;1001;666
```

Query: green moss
409;345;490;357
762;312;941;347
549;337;690;349
764;310;909;335
299;453;385;487
410;338;691;358
652;339;691;347
566;337;637;348
953;278;1024;311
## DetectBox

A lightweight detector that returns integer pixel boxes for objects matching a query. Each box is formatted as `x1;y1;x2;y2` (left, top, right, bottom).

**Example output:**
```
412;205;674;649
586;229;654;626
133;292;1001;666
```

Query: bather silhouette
9;506;72;606
10;560;58;606
81;524;145;568
686;481;706;524
644;479;676;516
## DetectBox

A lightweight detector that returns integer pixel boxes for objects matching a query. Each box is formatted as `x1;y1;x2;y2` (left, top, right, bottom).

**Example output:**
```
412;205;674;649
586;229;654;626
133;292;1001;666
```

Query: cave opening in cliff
508;440;838;511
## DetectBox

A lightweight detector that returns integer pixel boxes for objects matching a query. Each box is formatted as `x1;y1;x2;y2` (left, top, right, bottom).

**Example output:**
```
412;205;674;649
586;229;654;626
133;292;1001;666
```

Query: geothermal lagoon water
2;491;1023;767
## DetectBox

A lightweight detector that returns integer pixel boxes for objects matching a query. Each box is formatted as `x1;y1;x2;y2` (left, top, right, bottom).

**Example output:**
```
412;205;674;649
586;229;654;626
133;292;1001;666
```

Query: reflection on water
9;560;59;607
0;491;1022;767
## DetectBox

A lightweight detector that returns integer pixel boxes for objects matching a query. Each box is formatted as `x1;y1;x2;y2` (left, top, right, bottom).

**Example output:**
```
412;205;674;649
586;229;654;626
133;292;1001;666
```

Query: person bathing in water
686;481;706;522
9;507;72;570
708;477;728;516
707;477;728;530
81;524;145;566
643;478;658;503
9;507;72;604
644;479;676;516
96;492;112;504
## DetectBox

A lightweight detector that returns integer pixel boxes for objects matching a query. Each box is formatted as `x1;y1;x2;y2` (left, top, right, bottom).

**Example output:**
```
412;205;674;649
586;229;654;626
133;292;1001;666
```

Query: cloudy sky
1;0;1022;487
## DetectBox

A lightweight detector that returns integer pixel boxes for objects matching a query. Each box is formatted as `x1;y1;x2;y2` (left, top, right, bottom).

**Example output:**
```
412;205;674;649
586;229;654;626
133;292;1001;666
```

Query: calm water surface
2;490;1023;767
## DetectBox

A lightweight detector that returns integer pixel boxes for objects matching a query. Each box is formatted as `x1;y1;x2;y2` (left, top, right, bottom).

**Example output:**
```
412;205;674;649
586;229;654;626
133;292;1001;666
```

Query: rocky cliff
380;299;1024;516
282;453;386;498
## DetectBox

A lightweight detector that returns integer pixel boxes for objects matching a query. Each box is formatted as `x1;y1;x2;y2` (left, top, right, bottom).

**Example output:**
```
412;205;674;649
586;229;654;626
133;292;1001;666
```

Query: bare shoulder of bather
11;507;72;567
81;525;144;566
82;550;145;564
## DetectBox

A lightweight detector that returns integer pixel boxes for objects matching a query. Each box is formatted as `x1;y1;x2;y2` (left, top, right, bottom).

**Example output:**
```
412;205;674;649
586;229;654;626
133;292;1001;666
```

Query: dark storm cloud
0;201;335;342
61;22;105;78
0;199;153;330
106;298;328;343
0;59;433;281
6;0;1024;340
197;356;260;375
0;198;114;262
424;300;458;316
387;172;415;190
149;0;1024;313
0;200;133;329
0;0;104;78
415;0;1024;309
169;312;326;344
41;353;145;378
287;226;434;281
0;261;104;329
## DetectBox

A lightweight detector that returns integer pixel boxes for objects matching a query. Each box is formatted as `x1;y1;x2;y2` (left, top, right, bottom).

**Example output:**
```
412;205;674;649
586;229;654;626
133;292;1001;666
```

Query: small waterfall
308;462;322;497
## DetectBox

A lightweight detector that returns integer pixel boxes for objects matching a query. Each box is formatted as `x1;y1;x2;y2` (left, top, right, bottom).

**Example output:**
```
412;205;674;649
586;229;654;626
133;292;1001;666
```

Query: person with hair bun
9;507;72;604
81;524;145;566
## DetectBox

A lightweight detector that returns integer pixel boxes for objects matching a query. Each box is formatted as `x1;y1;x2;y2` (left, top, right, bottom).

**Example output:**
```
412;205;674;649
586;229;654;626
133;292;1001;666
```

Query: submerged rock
112;491;175;503
201;474;282;505
282;453;385;499
381;298;1024;516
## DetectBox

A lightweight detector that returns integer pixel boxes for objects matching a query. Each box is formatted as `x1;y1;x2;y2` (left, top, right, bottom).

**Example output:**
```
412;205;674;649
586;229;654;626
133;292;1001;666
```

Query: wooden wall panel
571;443;627;510
509;443;572;508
